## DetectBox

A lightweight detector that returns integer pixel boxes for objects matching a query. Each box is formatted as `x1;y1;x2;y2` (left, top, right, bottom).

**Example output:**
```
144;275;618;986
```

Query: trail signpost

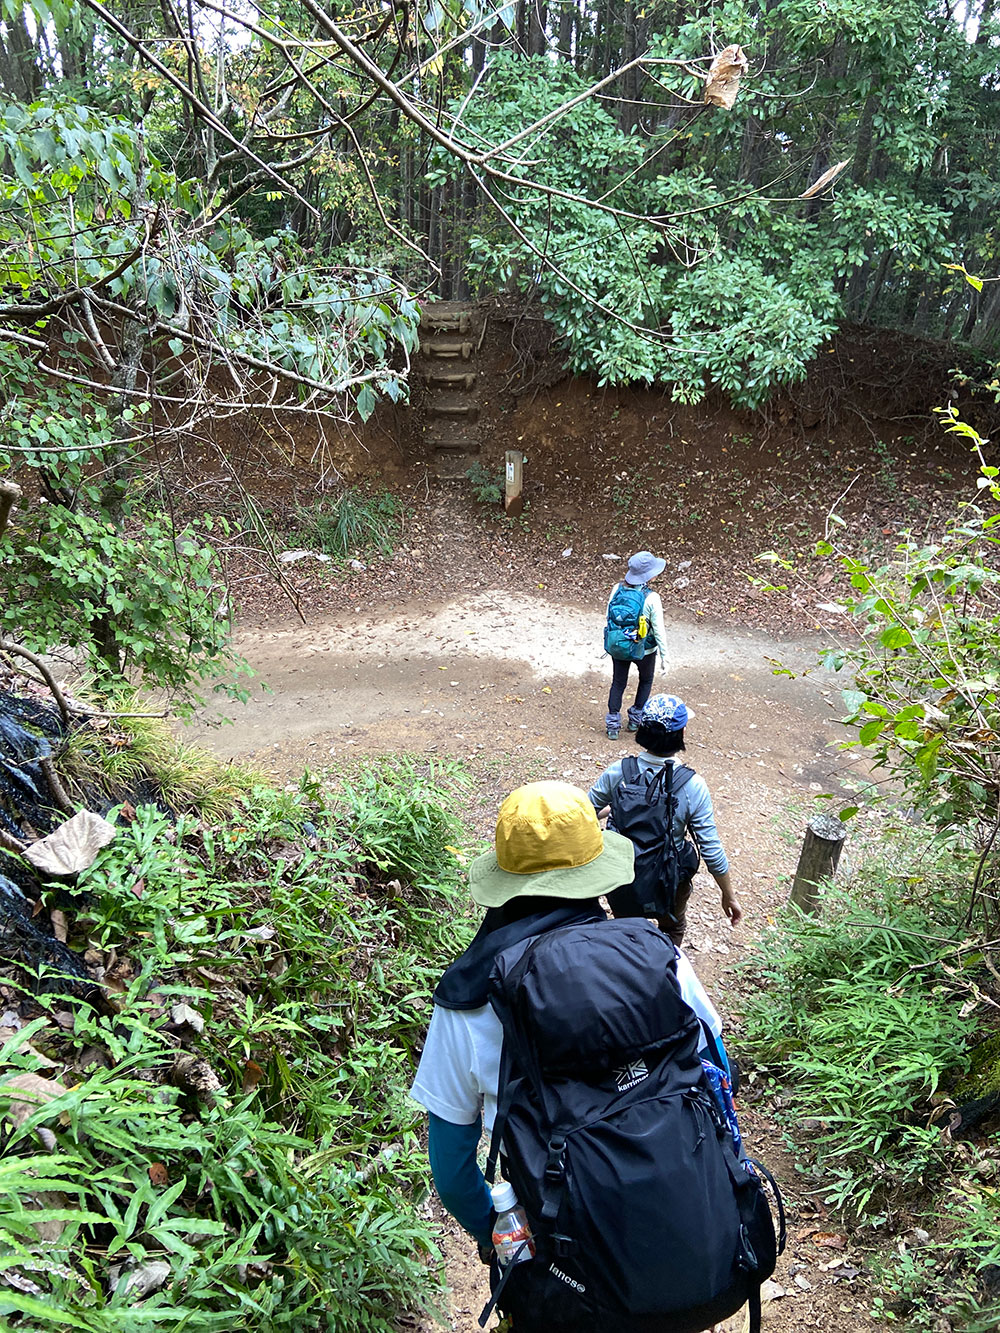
505;450;524;518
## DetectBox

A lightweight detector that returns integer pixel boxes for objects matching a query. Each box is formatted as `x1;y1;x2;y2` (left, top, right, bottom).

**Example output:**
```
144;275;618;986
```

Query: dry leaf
3;1072;65;1129
121;1260;171;1298
0;1028;58;1069
0;1270;43;1295
703;44;748;110
799;159;851;198
23;810;116;876
832;1263;861;1281
24;1189;69;1243
148;1162;170;1187
243;1059;264;1093
813;1231;848;1250
50;909;68;943
169;1004;205;1037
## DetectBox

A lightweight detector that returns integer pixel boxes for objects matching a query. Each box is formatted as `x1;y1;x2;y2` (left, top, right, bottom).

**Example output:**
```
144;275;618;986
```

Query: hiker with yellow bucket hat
410;782;782;1333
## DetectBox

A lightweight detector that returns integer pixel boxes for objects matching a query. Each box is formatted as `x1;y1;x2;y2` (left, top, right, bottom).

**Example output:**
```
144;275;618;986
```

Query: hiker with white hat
602;551;668;740
409;782;779;1333
588;693;742;944
410;780;729;1248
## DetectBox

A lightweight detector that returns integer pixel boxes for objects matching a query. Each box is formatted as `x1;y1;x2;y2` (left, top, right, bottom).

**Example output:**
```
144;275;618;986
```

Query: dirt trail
185;592;878;1333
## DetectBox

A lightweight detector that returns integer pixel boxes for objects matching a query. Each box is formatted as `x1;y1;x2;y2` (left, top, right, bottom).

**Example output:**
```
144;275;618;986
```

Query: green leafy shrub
0;759;472;1331
331;756;469;885
465;460;504;506
759;413;1000;927
740;848;974;1217
293;488;401;559
1;499;250;714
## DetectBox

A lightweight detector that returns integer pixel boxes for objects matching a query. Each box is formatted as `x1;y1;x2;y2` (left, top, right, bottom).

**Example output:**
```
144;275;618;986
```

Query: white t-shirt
409;950;722;1131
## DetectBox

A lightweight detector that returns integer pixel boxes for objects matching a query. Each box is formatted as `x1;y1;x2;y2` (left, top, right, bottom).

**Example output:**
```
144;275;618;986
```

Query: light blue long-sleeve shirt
587;752;730;877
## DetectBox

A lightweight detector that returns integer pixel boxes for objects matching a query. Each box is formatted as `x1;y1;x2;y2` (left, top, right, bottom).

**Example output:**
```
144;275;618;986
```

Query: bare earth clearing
186;586;881;1333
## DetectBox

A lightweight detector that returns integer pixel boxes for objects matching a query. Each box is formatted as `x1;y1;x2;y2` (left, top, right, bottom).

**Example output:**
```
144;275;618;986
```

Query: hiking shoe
627;719;639;732
606;726;620;740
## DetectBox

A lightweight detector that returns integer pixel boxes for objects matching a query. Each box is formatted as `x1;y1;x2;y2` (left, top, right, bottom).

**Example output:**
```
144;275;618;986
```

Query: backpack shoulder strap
621;754;641;784
670;763;696;794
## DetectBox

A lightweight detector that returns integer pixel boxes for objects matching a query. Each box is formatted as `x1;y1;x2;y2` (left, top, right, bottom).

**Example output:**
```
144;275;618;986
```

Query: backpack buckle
544;1136;566;1185
552;1233;578;1258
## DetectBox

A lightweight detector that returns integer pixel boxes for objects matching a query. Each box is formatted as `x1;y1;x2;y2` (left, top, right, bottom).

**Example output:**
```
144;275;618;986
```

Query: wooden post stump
504;450;523;518
789;812;847;914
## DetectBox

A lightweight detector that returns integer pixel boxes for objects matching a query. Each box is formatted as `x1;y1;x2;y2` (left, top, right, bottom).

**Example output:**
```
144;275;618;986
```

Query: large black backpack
607;757;700;919
482;920;783;1333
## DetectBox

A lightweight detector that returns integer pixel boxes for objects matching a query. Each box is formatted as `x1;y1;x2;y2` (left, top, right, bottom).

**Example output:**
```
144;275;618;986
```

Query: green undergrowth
61;704;257;820
291;487;401;561
739;834;1000;1328
0;752;472;1331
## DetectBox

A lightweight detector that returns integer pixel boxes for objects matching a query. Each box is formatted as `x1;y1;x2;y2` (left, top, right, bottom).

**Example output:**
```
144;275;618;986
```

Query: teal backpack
604;583;649;662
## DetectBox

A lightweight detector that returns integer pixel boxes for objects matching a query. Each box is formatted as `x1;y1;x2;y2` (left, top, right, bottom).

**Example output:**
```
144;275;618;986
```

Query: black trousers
607;652;657;715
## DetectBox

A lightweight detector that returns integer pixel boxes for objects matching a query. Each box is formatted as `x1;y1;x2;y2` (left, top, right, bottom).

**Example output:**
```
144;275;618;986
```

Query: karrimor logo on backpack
613;1058;649;1092
484;919;784;1333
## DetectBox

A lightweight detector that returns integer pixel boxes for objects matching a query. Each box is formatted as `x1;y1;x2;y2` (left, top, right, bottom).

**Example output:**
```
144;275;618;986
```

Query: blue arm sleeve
427;1112;494;1245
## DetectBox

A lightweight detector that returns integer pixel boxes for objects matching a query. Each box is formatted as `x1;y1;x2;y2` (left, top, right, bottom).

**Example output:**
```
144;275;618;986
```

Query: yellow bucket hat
469;781;635;908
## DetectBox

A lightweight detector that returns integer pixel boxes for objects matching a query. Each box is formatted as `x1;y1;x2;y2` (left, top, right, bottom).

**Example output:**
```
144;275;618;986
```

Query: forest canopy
0;0;998;697
0;0;997;408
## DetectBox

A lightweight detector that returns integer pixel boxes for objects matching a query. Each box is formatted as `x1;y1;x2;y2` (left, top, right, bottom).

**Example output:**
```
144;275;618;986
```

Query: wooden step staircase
416;301;480;479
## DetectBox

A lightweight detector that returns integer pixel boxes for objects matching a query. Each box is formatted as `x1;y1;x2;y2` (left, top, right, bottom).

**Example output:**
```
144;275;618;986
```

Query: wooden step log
427;402;479;422
425;371;477;390
421;310;471;333
424;340;473;360
427;438;480;452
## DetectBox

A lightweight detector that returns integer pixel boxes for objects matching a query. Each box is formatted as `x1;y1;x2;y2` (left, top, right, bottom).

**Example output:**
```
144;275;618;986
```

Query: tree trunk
851;94;877;184
557;1;575;60
0;11;40;101
618;1;640;133
527;0;548;55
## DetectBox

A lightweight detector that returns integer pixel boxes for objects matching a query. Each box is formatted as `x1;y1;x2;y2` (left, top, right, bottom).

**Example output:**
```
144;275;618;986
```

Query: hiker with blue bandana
588;693;742;945
603;551;668;740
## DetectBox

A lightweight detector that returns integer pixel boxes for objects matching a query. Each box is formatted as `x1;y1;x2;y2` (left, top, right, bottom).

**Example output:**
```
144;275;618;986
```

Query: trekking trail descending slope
186;592;878;1333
